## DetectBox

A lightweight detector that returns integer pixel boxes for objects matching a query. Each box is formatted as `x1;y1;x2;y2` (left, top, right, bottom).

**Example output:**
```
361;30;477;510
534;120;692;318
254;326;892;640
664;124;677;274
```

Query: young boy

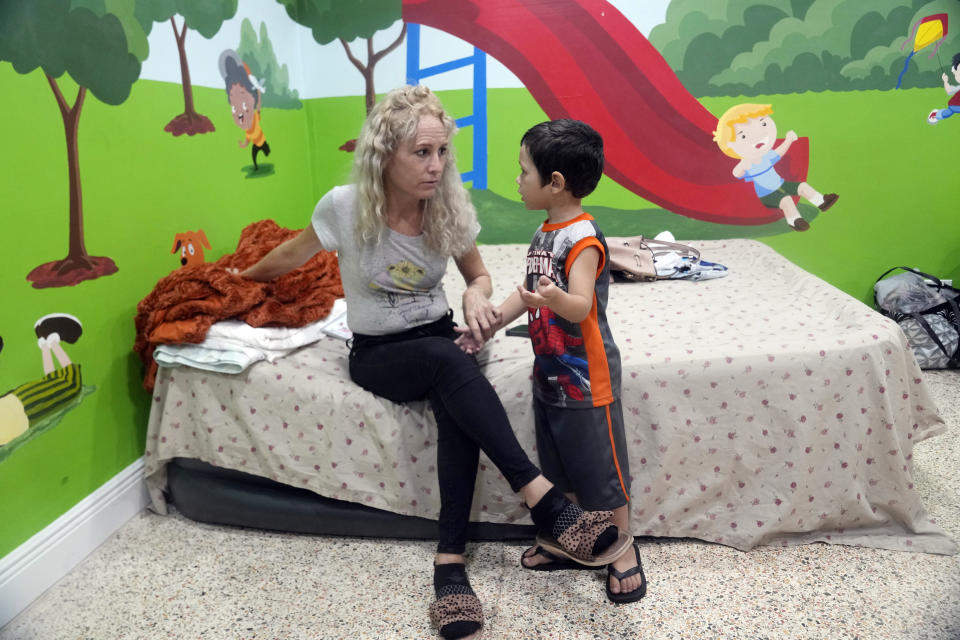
927;52;960;125
713;103;838;231
457;119;645;603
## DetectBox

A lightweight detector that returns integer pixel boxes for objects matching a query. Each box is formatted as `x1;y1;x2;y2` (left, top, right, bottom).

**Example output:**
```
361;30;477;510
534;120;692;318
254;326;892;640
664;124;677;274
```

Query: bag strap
908;311;960;367
642;237;700;262
945;295;960;367
874;266;945;311
909;312;952;358
607;236;700;257
875;266;942;285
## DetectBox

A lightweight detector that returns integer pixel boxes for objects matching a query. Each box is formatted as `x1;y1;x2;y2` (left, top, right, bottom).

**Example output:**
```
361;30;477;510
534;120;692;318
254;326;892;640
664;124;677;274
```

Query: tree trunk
28;77;117;288
364;73;376;114
46;77;90;266
340;24;408;116
63;86;89;265
163;17;215;136
173;17;195;115
362;37;375;114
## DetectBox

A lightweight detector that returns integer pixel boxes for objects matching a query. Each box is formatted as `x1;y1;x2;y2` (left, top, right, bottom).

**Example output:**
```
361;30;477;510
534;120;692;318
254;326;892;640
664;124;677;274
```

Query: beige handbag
606;236;700;281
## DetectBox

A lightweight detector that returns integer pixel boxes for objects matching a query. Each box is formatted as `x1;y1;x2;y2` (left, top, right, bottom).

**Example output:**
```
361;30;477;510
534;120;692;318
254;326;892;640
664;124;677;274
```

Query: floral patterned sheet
144;240;957;554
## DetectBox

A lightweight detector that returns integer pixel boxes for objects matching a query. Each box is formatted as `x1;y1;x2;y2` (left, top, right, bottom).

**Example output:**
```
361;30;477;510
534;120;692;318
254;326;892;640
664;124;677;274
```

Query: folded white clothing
154;299;348;373
205;298;347;349
153;343;266;374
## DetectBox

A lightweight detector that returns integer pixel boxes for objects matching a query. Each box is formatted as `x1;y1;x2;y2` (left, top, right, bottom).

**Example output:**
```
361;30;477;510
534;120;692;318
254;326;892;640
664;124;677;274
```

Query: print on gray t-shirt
310;185;470;336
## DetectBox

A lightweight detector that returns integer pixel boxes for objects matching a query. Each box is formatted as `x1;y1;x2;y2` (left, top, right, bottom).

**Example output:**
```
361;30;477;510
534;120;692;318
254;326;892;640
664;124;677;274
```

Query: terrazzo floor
2;370;958;640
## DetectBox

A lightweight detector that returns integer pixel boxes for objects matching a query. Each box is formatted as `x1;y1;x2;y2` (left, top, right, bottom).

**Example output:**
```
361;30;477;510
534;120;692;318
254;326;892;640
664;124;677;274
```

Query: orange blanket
134;220;344;389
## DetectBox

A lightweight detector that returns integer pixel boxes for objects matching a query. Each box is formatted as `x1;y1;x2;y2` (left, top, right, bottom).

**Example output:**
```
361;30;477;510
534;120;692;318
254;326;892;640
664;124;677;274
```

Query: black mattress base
166;457;536;542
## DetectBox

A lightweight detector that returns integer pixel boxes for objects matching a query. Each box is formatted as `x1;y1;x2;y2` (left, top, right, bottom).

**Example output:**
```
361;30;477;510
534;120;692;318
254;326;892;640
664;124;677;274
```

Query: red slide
402;0;809;225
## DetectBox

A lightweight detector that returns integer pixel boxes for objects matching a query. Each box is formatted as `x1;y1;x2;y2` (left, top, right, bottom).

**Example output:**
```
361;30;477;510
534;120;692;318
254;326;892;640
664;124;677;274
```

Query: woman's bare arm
239;226;326;281
454;245;502;343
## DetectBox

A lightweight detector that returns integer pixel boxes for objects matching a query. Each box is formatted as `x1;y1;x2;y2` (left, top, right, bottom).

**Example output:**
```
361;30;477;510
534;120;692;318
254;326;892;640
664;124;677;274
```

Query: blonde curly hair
352;85;477;258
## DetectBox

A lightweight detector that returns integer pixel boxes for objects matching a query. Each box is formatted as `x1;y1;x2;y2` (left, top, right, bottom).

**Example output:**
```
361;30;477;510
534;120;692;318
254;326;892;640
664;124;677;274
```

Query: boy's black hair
521;119;604;199
953;51;960;71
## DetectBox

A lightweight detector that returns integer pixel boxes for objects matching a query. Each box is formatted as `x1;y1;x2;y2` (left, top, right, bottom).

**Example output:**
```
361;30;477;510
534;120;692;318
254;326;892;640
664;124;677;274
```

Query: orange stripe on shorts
606;404;629;501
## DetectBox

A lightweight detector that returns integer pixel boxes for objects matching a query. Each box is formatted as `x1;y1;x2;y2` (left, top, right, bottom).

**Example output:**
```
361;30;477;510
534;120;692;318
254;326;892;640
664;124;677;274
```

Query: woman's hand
462;284;502;344
455;246;501;344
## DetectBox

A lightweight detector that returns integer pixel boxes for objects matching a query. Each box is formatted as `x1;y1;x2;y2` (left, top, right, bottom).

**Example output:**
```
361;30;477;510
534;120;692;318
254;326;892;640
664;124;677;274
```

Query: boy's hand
944;72;950;83
453;326;485;354
517;275;558;308
784;130;798;143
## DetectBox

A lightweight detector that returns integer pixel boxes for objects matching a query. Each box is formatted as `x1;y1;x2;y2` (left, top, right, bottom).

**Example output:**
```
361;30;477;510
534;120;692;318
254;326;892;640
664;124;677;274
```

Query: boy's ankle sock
433;563;481;640
528;486;618;556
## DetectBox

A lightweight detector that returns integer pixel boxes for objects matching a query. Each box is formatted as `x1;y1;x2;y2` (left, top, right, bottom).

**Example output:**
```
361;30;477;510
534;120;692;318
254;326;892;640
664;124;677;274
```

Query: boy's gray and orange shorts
533;397;631;512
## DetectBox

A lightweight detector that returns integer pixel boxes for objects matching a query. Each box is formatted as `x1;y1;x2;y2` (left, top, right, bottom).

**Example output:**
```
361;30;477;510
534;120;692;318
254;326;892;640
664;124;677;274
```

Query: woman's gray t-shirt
310;184;459;336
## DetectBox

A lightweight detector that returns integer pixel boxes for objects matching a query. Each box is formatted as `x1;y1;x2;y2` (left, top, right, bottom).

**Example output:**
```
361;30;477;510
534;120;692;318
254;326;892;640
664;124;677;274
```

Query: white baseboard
0;457;148;629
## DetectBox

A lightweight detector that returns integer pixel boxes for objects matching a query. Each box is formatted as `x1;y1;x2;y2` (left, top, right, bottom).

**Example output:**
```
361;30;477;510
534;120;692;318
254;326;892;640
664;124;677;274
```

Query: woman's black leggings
348;311;541;554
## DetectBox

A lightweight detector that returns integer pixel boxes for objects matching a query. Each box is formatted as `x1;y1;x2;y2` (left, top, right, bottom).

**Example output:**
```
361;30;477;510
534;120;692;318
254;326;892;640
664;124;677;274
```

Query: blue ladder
405;23;488;189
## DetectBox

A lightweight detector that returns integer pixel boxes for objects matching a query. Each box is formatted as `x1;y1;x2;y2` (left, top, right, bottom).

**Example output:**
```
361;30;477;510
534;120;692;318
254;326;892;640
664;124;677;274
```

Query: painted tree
137;0;238;136
0;0;143;288
648;0;793;97
277;0;404;116
649;0;955;96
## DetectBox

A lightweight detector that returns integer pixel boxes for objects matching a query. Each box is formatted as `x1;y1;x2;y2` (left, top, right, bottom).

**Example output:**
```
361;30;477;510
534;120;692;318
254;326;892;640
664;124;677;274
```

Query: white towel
154;299;347;374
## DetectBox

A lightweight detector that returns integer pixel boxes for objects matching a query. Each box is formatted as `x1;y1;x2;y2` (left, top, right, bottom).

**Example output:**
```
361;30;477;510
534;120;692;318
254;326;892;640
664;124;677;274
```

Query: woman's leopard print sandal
535;503;631;567
430;563;483;639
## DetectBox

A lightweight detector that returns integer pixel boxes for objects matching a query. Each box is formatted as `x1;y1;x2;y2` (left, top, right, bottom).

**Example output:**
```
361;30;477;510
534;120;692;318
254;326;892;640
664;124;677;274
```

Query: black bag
874;266;960;369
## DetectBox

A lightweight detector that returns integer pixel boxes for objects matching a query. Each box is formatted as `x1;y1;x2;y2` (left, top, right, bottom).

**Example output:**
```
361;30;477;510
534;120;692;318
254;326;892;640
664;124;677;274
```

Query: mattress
144;240;957;554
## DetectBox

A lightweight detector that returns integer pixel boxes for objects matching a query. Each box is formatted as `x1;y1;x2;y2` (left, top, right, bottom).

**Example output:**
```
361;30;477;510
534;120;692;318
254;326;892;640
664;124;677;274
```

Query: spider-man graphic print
525;213;621;408
529;306;589;401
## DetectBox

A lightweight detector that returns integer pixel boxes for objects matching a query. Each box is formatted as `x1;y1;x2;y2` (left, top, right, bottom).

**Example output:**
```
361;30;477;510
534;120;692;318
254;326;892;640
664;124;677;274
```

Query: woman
236;85;629;640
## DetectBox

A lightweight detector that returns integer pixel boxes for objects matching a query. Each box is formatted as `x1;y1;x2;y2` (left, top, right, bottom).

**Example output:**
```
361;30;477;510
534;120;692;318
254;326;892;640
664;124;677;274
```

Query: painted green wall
0;66;316;556
2;2;959;561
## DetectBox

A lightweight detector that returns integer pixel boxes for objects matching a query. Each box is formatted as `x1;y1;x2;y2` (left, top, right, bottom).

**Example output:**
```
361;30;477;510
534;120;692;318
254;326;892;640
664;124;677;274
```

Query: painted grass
471;189;818;245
